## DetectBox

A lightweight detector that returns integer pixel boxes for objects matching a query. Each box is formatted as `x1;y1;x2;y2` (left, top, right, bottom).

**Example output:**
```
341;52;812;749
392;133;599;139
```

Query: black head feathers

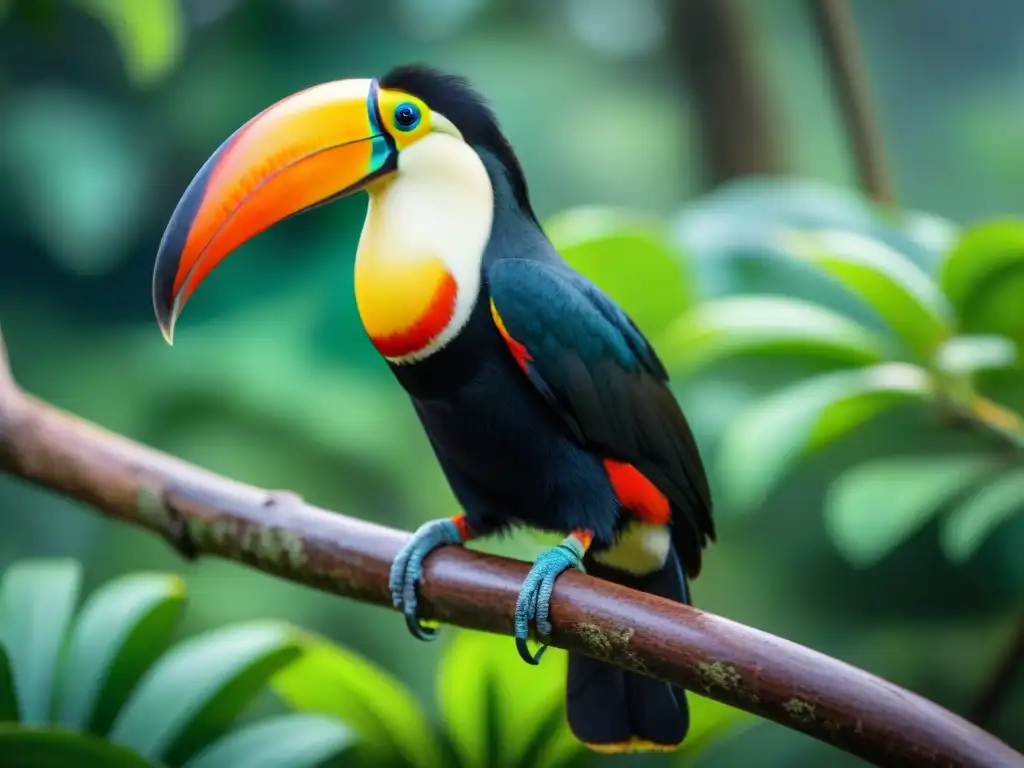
380;64;536;222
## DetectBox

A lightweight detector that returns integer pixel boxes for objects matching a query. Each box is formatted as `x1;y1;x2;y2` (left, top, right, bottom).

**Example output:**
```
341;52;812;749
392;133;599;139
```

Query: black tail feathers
565;546;690;753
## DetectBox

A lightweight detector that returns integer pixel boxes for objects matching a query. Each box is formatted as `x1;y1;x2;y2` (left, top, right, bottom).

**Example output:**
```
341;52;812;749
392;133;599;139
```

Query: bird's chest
410;358;619;538
412;350;565;494
398;290;622;540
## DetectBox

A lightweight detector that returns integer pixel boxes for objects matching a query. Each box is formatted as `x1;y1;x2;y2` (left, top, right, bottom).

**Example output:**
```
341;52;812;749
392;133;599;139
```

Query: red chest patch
370;271;458;359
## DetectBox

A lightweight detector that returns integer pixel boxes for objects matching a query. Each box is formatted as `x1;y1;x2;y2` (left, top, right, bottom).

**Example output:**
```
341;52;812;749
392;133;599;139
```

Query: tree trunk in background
669;0;786;188
807;0;896;205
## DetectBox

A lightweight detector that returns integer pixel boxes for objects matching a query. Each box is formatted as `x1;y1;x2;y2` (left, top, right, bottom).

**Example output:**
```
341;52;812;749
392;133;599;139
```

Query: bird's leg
515;528;592;665
389;514;474;641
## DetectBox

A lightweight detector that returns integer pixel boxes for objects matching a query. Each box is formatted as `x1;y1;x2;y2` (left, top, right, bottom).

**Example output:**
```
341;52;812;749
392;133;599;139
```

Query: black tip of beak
153;296;176;346
151;157;218;346
152;227;184;346
152;231;182;344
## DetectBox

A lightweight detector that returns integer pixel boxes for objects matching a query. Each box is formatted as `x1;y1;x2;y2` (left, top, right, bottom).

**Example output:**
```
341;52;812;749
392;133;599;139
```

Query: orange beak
152;77;395;343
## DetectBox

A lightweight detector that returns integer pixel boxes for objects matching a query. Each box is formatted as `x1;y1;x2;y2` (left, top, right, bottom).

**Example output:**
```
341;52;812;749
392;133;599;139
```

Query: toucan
151;64;715;753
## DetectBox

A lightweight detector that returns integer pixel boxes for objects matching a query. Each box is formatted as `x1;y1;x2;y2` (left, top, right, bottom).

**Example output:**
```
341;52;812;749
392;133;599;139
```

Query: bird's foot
515;529;592;665
389;516;468;641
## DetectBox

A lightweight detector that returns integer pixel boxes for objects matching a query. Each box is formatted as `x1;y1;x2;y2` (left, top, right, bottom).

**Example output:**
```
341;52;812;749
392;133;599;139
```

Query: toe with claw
514;529;591;665
389;516;468;640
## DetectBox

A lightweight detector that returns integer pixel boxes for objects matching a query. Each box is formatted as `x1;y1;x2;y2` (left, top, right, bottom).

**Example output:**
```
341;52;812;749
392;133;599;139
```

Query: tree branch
808;0;896;205
0;330;1020;768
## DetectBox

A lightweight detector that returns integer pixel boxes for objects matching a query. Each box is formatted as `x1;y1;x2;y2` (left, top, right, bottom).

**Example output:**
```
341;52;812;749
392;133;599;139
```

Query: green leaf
0;725;160;767
660;295;889;373
940;220;1024;315
109;621;306;765
782;228;953;359
546;207;694;336
70;0;184;87
55;573;186;735
0;642;18;722
0;559;82;724
183;713;355;768
940;220;1024;349
272;641;440;768
934;335;1017;377
678;694;752;758
826;456;998;567
437;629;579;768
718;364;931;513
941;468;1024;563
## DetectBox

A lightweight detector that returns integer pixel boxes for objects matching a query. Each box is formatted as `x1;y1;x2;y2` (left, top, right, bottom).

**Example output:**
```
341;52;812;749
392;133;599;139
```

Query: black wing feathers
488;259;714;573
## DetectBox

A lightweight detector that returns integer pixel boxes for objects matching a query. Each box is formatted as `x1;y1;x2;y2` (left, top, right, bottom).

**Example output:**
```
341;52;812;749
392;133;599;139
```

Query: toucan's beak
152;77;394;343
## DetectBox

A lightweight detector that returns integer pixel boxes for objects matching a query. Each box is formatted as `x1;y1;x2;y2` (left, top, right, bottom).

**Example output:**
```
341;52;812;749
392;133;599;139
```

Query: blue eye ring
393;102;421;131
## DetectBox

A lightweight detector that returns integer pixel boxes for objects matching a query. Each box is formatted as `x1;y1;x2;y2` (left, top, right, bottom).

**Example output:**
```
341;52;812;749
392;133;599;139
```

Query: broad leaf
56;573;186;735
718;364;931;513
546;207;694;336
781;229;952;359
661;295;889;373
0;560;82;724
675;178;879;255
934;335;1017;377
940;220;1024;350
183;713;355;768
109;621;306;765
673;178;940;307
70;0;184;87
272;641;440;768
678;694;753;758
437;629;578;768
0;725;159;767
825;456;998;567
940;220;1024;316
941;468;1024;563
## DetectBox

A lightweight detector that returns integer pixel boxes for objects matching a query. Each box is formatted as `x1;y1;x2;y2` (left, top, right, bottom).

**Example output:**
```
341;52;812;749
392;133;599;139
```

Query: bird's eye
394;102;421;131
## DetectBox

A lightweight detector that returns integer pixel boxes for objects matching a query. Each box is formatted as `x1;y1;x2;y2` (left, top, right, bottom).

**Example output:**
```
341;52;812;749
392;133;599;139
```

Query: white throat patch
358;130;494;364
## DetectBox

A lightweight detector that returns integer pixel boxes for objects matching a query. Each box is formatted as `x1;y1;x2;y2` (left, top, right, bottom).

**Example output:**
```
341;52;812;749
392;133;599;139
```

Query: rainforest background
0;1;1021;766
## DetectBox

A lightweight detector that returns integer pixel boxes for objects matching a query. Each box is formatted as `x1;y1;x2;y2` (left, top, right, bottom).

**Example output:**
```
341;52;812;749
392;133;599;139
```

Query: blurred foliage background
1;0;1022;765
